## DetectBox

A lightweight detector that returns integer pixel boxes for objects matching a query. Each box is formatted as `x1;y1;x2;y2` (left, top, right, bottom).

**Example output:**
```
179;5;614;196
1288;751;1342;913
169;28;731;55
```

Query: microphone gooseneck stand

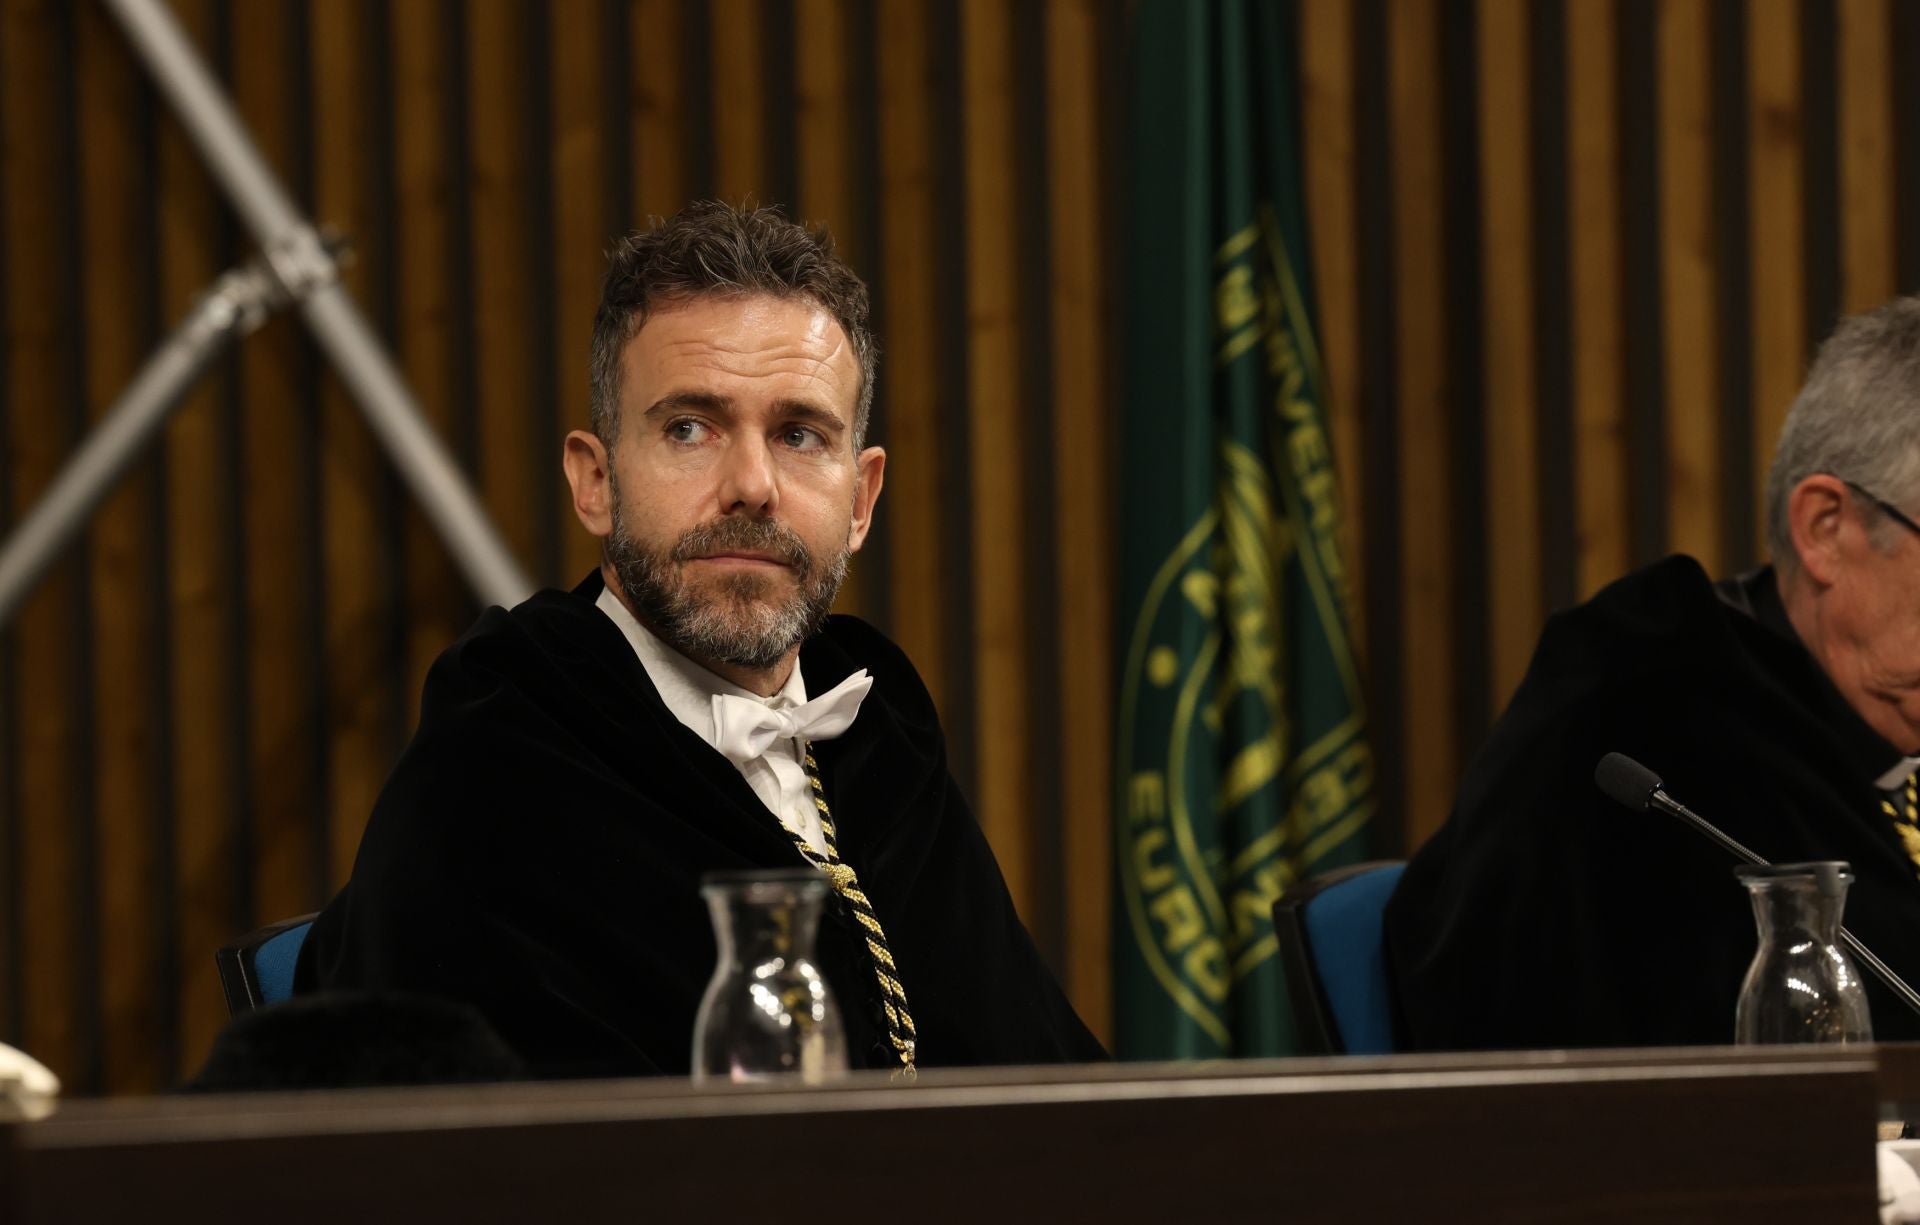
1594;751;1920;1023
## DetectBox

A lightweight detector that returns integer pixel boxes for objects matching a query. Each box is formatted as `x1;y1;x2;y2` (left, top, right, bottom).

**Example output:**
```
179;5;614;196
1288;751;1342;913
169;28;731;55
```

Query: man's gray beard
606;494;850;673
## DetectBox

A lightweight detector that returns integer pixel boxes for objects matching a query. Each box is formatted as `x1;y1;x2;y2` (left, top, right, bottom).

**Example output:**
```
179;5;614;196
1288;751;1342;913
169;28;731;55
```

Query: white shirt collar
1877;756;1920;792
594;585;808;745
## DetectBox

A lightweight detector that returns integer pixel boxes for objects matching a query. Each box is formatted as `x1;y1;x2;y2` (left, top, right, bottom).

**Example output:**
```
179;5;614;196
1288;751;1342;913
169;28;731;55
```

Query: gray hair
587;201;878;452
1766;296;1920;567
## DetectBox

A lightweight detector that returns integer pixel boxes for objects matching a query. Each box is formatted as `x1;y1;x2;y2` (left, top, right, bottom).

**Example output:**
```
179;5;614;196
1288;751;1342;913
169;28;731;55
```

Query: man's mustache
671;517;811;570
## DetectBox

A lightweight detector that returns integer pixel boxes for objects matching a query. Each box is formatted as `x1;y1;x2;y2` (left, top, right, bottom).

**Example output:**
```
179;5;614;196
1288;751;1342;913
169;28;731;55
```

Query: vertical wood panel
158;0;241;1087
960;0;1032;910
793;0;858;277
467;1;544;574
313;0;392;891
1387;0;1455;848
1476;0;1540;705
1568;0;1629;598
78;0;165;1094
630;0;688;222
1045;0;1111;1047
552;1;610;581
874;0;949;712
1619;1;1671;568
794;0;871;619
710;0;767;202
2;0;86;1089
1748;0;1804;553
230;0;316;932
1838;0;1895;312
391;0;466;728
1298;0;1365;646
1659;0;1722;572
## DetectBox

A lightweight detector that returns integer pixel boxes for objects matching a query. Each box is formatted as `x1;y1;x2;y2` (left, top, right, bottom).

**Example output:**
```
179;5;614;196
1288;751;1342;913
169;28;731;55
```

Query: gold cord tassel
1880;773;1920;876
789;751;917;1077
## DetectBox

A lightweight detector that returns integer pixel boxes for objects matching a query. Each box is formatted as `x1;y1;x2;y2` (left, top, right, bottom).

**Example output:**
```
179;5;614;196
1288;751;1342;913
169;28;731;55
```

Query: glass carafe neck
1747;881;1841;943
1737;862;1852;946
702;870;828;967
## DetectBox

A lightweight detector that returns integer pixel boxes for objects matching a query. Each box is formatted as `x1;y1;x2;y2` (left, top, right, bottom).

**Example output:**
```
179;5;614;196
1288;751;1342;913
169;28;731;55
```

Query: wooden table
0;1047;1883;1223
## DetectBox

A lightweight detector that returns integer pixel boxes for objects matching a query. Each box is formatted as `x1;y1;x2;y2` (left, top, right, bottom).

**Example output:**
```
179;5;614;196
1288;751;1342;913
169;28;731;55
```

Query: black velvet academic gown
295;571;1104;1077
1386;555;1920;1051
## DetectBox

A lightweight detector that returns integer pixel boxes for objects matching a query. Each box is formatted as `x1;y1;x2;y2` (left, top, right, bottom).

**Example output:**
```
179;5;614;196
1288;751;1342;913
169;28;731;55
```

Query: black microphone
1593;752;1772;867
1594;751;1920;1022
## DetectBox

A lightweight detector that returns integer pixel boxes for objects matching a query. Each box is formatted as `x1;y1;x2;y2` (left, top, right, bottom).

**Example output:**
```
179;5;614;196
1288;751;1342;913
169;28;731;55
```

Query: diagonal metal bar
0;253;287;628
97;0;533;610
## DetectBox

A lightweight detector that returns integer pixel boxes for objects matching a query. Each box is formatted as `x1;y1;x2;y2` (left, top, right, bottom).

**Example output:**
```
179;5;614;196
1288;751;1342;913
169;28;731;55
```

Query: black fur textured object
187;991;526;1092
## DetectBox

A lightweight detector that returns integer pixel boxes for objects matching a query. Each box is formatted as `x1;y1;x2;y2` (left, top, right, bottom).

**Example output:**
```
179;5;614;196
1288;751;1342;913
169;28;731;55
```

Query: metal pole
99;0;534;609
0;257;281;628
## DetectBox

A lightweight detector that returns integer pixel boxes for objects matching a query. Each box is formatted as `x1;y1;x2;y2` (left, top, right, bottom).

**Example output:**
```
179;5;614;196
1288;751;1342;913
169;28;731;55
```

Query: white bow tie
710;670;873;766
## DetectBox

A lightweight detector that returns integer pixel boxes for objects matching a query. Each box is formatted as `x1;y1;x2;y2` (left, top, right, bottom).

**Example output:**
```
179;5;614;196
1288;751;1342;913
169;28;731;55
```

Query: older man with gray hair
1387;297;1920;1051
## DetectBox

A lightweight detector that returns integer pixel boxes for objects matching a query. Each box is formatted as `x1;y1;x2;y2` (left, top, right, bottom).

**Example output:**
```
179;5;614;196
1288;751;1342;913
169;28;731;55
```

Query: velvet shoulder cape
296;572;1104;1076
1385;555;1920;1050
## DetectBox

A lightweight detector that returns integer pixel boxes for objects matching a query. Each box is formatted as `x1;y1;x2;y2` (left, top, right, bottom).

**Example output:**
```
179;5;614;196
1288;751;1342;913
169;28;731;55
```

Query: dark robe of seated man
1386;295;1920;1051
297;202;1105;1078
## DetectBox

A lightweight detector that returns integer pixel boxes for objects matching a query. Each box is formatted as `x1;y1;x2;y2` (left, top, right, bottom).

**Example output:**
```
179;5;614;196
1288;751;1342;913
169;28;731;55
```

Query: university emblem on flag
1116;209;1374;1054
1115;0;1375;1057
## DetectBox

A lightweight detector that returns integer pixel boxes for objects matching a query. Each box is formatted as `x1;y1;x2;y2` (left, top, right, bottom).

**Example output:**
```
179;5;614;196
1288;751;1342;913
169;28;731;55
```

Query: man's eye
667;419;711;444
782;427;825;451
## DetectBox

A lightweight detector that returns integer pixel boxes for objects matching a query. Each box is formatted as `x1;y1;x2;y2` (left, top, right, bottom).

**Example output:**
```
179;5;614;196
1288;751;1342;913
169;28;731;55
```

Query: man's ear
848;445;886;553
563;430;615;539
1788;473;1852;588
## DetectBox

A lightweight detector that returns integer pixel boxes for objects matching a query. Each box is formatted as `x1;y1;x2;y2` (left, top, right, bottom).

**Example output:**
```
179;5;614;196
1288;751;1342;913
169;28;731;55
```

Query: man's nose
716;435;779;515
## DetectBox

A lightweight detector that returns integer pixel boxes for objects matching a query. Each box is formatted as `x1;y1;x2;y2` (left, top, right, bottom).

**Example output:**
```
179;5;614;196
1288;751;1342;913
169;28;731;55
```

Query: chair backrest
1272;861;1406;1055
214;914;318;1017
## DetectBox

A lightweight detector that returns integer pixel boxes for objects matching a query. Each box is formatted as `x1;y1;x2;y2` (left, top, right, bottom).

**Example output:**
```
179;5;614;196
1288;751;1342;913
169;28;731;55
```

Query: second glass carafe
1733;860;1872;1045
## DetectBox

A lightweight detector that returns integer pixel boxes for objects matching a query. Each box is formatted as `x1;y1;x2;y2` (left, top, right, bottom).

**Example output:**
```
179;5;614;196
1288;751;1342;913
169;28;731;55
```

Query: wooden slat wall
1304;0;1908;852
158;0;240;1106
1568;0;1629;599
1747;2;1803;558
76;0;163;1095
1838;0;1894;313
1385;0;1458;851
7;0;92;1094
1;0;1913;1095
960;0;1031;915
1044;0;1112;1059
1298;0;1364;640
390;0;468;733
1659;0;1722;574
1477;0;1540;708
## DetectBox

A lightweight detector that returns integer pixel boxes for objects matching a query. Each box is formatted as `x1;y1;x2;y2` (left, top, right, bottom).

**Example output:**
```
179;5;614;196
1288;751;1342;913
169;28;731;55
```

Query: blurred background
0;0;1915;1094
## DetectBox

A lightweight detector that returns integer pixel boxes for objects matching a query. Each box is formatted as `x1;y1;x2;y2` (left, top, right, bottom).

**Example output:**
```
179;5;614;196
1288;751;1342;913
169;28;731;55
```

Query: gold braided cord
790;751;917;1074
1882;773;1920;877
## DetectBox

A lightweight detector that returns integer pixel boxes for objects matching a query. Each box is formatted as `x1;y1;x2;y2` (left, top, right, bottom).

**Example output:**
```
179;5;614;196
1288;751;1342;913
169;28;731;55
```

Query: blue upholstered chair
1272;861;1407;1055
215;914;317;1016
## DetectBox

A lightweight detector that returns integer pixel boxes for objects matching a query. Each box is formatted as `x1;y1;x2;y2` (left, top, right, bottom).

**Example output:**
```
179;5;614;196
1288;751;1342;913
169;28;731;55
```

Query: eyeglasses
1844;479;1920;541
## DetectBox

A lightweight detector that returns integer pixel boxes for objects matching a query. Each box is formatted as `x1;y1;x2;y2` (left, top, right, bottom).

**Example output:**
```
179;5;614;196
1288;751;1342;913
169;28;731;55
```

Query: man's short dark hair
589;201;878;451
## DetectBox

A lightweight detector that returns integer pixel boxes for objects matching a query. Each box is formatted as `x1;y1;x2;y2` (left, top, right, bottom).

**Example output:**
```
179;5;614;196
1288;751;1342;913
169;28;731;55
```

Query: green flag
1114;0;1375;1059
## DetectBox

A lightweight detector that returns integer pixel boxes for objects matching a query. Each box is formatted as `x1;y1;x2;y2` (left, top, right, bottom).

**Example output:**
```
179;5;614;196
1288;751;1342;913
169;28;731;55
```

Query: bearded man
296;202;1102;1078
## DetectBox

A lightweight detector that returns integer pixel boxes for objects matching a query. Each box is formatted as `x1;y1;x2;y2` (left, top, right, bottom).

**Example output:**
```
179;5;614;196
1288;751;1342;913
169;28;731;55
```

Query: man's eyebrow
641;390;732;420
772;399;847;433
640;392;844;433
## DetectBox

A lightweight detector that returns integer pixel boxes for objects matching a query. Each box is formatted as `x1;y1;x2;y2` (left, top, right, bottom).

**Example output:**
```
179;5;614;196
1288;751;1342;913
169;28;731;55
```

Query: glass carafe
1733;861;1872;1045
691;868;848;1084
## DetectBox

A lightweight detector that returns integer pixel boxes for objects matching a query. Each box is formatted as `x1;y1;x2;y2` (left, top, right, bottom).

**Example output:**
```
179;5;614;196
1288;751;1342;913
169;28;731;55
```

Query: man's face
1809;490;1920;753
566;293;883;675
